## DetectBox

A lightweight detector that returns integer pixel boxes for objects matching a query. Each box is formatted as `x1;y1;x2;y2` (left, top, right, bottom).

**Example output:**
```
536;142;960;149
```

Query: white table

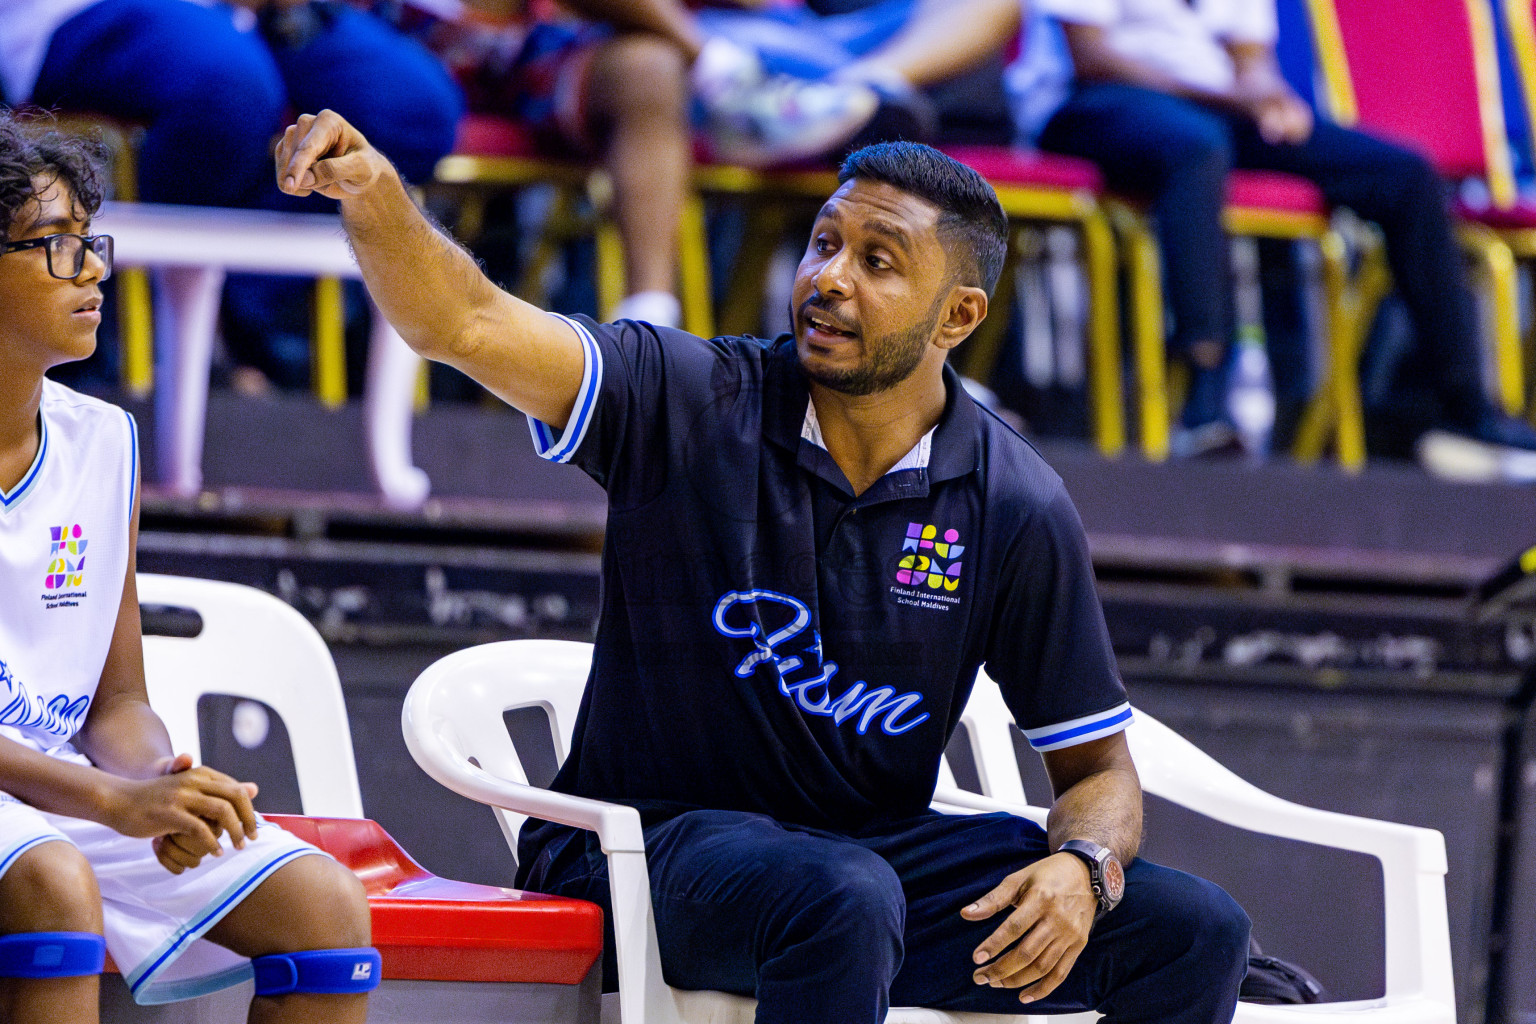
95;201;430;508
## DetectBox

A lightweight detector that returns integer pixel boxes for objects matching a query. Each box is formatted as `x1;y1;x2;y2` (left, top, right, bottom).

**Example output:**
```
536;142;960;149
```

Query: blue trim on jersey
0;834;66;882
133;962;254;1005
127;840;320;1001
0;413;48;512
1024;704;1134;751
125;410;139;511
526;313;604;464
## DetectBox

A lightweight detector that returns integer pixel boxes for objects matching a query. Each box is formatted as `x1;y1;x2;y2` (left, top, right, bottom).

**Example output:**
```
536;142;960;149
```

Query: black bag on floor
1241;938;1327;1004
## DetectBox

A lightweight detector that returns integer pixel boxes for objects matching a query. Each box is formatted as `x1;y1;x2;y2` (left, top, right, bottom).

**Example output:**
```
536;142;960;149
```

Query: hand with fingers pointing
960;852;1099;1004
275;109;390;201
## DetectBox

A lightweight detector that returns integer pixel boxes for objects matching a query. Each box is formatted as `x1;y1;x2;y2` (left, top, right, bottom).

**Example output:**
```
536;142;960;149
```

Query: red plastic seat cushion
1225;170;1329;215
452;113;549;160
1455;196;1536;229
940;145;1104;191
268;815;603;985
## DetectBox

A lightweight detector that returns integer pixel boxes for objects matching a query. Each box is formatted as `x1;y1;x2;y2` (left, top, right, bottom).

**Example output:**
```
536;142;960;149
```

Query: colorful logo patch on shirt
45;524;87;590
896;522;963;591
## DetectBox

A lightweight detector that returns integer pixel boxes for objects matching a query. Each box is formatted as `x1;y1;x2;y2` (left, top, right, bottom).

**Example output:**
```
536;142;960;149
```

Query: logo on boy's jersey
895;522;963;591
0;658;91;739
44;524;87;590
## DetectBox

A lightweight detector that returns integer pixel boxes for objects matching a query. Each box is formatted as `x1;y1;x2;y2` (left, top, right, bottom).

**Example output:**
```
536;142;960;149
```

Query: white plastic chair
939;674;1457;1024
402;639;1092;1024
138;572;364;818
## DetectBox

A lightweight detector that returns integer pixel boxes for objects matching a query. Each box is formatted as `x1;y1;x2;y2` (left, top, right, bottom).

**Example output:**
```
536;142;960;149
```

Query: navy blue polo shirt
526;313;1130;834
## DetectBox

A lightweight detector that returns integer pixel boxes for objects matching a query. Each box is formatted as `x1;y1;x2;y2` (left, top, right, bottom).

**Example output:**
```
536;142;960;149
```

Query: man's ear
935;285;988;351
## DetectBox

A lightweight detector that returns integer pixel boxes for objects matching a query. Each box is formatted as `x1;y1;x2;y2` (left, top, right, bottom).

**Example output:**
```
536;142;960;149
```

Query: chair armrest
1129;716;1445;873
932;785;1050;827
403;726;646;853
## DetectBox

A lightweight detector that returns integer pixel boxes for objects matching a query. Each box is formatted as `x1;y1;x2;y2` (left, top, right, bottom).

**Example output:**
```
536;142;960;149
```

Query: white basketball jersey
0;380;136;757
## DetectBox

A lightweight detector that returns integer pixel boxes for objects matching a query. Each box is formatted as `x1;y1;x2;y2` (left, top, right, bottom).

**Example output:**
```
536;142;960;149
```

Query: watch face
1102;856;1126;906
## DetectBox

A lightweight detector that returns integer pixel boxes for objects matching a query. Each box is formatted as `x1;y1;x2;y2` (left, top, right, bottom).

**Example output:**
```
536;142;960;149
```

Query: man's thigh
867;812;1248;1020
529;809;904;997
1228;117;1434;214
1038;83;1233;194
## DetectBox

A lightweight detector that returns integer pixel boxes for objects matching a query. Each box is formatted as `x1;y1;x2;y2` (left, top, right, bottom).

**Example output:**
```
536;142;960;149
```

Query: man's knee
1127;866;1250;971
0;844;102;935
787;845;906;946
592;34;690;120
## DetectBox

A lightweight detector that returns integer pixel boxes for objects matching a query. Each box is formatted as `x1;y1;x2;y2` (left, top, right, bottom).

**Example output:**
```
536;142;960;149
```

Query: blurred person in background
0;0;463;392
1009;0;1536;463
376;0;882;328
696;0;1024;149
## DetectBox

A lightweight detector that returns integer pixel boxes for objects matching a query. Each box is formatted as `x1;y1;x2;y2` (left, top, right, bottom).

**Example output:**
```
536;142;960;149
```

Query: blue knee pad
0;932;105;978
251;948;381;997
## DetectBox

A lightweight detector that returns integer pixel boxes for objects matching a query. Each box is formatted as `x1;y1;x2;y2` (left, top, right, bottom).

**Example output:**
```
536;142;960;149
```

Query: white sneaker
1416;429;1536;483
697;48;878;167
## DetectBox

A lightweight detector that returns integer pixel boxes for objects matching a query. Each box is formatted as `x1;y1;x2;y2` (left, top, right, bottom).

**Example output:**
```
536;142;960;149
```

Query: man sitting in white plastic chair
278;107;1251;1024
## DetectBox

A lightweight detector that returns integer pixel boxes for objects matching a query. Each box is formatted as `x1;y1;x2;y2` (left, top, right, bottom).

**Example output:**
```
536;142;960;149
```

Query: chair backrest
1501;0;1536;170
138;573;364;818
1308;0;1517;204
398;639;592;856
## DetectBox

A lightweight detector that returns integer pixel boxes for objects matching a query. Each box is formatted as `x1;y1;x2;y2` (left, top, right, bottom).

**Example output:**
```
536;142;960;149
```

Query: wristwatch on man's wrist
1058;839;1125;918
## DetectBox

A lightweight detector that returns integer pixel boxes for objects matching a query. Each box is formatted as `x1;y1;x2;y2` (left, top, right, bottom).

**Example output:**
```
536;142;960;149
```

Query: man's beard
796;294;945;397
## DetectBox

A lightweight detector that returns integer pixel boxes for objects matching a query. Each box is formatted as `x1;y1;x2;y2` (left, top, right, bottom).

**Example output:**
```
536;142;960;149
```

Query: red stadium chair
436;114;716;338
1113;169;1355;464
1305;0;1531;423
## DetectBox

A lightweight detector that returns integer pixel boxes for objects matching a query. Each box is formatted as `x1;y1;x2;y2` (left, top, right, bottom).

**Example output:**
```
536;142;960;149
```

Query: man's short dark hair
0;108;110;244
838;141;1009;296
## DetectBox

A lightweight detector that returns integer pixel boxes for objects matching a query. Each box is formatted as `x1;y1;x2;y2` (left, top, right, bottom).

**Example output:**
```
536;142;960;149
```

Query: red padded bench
267;814;602;986
100;815;604;1024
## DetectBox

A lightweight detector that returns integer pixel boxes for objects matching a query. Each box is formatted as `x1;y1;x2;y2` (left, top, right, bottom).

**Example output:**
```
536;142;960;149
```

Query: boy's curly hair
0;108;110;244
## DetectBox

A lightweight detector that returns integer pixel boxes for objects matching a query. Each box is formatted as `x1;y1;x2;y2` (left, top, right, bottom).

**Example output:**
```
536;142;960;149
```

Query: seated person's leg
521;809;906;1023
871;811;1249;1023
203;852;372;1024
1228;118;1530;444
263;2;463;191
585;33;691;327
0;839;105;1024
222;2;465;389
30;0;284;207
1039;82;1236;429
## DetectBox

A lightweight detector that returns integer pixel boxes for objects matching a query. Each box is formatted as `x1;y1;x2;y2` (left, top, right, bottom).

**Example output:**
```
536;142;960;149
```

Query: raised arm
275;110;587;430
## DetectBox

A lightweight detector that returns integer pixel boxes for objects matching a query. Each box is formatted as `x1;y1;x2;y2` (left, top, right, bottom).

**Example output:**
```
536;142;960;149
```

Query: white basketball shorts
0;792;326;1004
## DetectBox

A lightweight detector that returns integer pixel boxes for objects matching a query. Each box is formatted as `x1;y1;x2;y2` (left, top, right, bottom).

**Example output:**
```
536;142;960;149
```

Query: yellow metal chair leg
1321;230;1367;470
119;267;154;397
1117;210;1170;461
1461;222;1525;414
313;276;347;408
718;203;790;338
678;194;716;338
1081;208;1125;457
957;228;1021;386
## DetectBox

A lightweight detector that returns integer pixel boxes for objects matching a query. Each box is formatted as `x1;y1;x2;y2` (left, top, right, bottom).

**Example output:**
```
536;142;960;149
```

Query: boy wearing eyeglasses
0;110;379;1024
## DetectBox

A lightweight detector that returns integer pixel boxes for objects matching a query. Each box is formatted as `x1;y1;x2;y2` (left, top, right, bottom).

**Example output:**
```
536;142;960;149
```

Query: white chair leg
607;849;684;1024
153;265;224;496
365;302;431;509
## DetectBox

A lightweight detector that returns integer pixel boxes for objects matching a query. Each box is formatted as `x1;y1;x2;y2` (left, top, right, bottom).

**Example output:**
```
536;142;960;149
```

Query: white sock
611;290;682;328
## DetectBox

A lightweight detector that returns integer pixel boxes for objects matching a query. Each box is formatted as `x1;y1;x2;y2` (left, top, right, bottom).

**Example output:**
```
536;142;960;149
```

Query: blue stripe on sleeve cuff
526;313;603;464
1023;703;1134;751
